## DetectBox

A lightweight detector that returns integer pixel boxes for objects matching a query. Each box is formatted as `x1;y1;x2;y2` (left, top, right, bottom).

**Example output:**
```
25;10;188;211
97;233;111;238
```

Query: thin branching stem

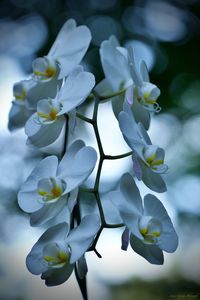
74;92;128;299
93;89;126;102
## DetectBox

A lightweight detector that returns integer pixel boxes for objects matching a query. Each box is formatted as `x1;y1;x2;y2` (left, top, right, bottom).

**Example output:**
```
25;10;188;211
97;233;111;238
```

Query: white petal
57;68;95;115
8;102;31;131
120;210;142;240
140;60;149;82
48;21;91;78
79;192;98;218
67;214;100;263
125;86;134;105
26;250;48;275
18;190;43;213
18;156;58;213
26;222;69;275
140;163;167;193
59;139;85;173
131;97;150;130
116;46;129;59
39;222;69;244
30;196;67;226
25;114;66;148
94;78;113;98
37;99;52;115
137;122;152;145
55;24;91;60
48;19;77;57
27;78;60;110
124;87;150;130
149;86;160;100
58;140;97;192
130;234;164;265
108;176;142;239
28;156;58;181
127;46;142;87
119;173;143;214
67;188;78;213
100;36;131;92
132;153;142;180
102;192;122;224
112;94;124;119
118;111;144;158
41;263;73;286
144;194;178;252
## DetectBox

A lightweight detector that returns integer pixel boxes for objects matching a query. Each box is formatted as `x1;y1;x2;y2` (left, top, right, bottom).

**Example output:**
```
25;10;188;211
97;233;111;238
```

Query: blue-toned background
0;0;200;299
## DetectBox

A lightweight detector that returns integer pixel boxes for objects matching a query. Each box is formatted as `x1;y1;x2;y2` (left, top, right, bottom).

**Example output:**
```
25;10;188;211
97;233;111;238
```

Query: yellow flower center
44;251;70;266
34;66;56;79
37;108;58;121
51;185;62;198
14;89;26;100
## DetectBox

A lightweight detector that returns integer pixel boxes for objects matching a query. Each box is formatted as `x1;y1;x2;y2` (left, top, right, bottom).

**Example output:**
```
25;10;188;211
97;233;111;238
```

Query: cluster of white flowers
8;19;178;295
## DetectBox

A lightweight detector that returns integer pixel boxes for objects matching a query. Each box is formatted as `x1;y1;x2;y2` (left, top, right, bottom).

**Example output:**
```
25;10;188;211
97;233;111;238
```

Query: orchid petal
67;215;100;263
58;141;97;192
41;263;73;286
144;194;178;252
26;223;68;275
140;60;149;82
57;67;95;115
130;234;164;264
18;156;58;213
8;102;31;131
48;19;77;57
119;173;143;214
25;113;66;148
30;196;67;226
140;163;167;193
100;36;131;92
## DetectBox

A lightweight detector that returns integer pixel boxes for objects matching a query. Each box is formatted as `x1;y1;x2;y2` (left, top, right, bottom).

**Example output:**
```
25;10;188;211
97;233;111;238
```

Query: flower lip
43;242;70;269
37;177;66;204
143;145;165;171
36;99;62;124
135;82;161;112
32;56;57;81
139;216;162;244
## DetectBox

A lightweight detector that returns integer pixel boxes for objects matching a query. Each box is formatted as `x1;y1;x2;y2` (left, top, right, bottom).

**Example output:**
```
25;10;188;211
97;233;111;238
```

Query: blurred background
0;0;200;299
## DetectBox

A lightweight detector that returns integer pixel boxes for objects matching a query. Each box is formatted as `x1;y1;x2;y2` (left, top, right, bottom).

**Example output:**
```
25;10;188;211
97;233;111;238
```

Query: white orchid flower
25;66;95;148
32;19;91;82
108;173;178;264
19;19;92;111
18;140;97;226
118;107;167;192
26;214;100;286
8;79;36;130
99;36;161;129
126;47;161;113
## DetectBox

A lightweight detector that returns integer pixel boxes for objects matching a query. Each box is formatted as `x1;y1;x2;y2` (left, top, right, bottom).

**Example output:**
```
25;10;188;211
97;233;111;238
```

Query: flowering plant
9;19;178;299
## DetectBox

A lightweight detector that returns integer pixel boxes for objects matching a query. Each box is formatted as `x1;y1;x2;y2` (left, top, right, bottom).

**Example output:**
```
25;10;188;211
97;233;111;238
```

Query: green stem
104;151;133;160
77;93;126;266
93;89;126;102
76;112;94;124
92;98;104;156
104;223;124;228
